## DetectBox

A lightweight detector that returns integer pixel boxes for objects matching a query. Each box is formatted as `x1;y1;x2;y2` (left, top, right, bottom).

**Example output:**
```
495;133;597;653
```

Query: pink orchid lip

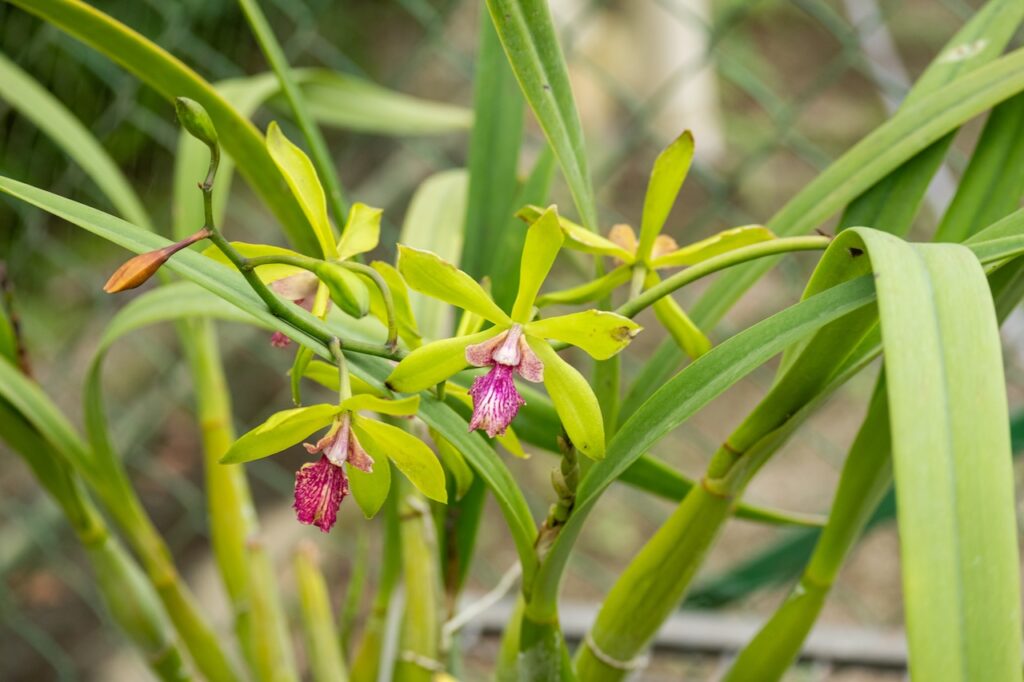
293;415;374;532
468;363;524;437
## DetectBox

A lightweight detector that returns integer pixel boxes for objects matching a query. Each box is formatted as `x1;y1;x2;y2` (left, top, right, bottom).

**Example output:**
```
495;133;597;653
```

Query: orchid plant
3;1;1024;682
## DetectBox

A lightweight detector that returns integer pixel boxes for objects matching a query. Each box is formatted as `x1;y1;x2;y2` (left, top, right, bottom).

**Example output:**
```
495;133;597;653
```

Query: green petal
353;417;447;503
511;205;565;321
638;130;694;263
369;260;422;348
535;264;632;307
386;328;503;393
397;245;511;324
430;429;475;500
349;455;391;518
201;241;305;283
340;393;420;416
526;338;605;459
517;204;632;262
220;404;341;464
301;360;384;396
649;225;775;269
646;270;711;359
336;202;382;261
526;310;641;360
265;121;337;258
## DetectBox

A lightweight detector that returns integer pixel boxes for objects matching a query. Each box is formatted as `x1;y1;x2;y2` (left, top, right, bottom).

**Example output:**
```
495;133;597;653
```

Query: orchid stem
341;260;399;351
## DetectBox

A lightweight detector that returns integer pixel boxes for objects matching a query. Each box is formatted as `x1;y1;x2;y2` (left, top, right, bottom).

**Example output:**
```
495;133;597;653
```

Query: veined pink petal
517;336;544;382
466;329;508;367
294;455;348;532
347;431;375;473
468;364;525;437
271;271;319;302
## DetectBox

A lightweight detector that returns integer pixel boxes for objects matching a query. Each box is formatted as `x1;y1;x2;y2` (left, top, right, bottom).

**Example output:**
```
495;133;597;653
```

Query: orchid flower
518;131;775;359
220;393;445;532
386;207;641;459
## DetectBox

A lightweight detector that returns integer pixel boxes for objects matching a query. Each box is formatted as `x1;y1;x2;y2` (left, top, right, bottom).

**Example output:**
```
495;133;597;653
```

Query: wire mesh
0;0;1016;679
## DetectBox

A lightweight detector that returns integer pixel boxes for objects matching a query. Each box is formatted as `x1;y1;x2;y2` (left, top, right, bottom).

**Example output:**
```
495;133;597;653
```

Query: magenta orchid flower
385;207;641;459
221;394;445;531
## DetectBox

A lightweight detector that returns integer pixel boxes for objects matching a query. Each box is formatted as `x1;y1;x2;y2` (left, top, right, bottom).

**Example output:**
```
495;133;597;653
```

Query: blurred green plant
2;1;1024;680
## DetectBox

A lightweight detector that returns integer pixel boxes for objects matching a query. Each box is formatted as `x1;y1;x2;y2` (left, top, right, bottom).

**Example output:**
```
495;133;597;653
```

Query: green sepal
315;262;370;317
526;311;641;360
638;130;694;263
340;393;420;416
265;121;337;258
517;204;632;262
526;338;605;459
337;203;382;261
536;265;631;307
649;225;775;269
349;455;391;518
646;271;712;359
352;417;447;503
511;205;565;322
386;328;502;393
397;244;511;324
220;404;340;464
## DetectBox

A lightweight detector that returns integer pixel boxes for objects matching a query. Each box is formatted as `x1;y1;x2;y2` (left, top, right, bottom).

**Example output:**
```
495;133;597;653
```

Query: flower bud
314;262;370;318
174;97;218;147
103;228;210;293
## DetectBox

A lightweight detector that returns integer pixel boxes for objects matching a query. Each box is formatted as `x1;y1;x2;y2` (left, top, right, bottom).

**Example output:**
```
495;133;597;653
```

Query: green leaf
9;0;320;254
337;203;382;261
692;44;1024;327
526;311;640;360
431;430;476;500
397;245;511;324
266;121;337;258
650;226;775;269
399;169;470;339
536;265;632;307
386;329;501;393
0;52;152;231
298;70;472;135
340;394;420;416
850;229;1021;680
461;11;525;281
349;457;392;519
221;405;340;464
517;205;632;261
638;131;694;263
201;241;306;283
527;338;605;459
352;418;447;503
511;206;565;321
485;0;598;228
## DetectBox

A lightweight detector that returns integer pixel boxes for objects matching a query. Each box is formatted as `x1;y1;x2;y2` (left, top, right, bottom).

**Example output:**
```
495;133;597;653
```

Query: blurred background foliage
1;0;1020;679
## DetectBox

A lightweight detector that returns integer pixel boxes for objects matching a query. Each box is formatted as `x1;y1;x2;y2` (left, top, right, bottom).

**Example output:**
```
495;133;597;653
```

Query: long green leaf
485;0;597;228
0;53;153;231
6;0;320;254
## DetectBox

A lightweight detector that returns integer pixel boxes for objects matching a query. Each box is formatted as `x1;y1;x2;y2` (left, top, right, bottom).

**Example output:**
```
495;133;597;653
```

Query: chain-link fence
0;0;1017;679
